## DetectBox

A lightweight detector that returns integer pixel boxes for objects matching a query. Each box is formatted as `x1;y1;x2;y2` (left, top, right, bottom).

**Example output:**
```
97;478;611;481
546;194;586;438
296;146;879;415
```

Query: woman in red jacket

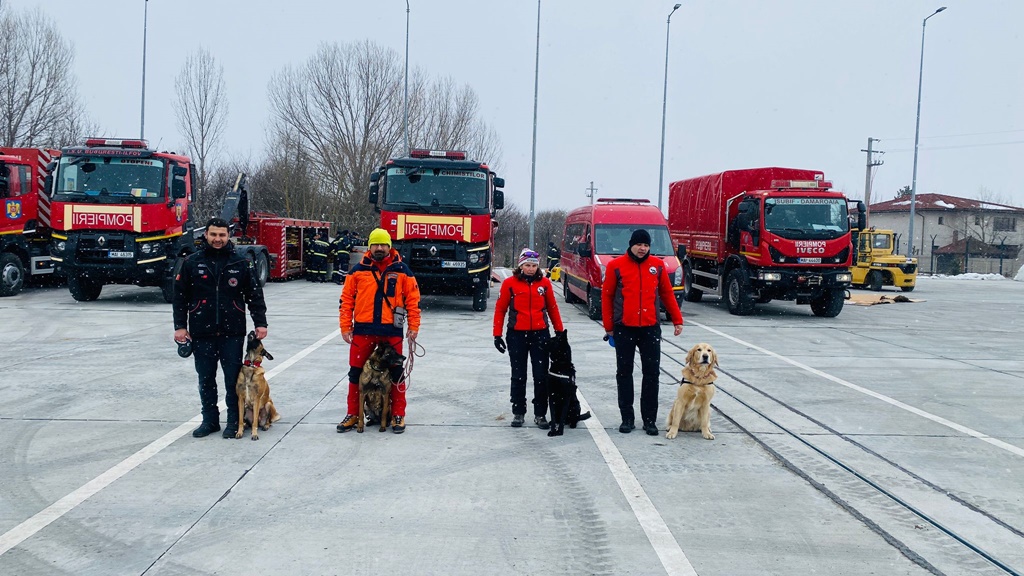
493;248;565;429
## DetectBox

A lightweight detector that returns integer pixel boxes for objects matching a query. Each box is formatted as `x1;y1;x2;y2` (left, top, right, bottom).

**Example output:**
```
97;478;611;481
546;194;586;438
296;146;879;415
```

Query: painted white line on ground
0;329;340;558
690;319;1024;458
576;393;699;576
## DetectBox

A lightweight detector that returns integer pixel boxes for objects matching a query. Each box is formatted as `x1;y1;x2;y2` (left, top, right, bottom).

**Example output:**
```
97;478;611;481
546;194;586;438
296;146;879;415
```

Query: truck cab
850;228;917;292
369;149;504;311
0;148;59;296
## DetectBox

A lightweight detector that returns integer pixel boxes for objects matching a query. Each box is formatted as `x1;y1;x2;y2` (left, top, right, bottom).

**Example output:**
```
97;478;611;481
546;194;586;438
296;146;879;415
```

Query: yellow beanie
368;228;392;247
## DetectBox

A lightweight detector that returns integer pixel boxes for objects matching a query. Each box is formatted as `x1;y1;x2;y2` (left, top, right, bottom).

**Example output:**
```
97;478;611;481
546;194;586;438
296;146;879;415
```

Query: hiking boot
392;416;406;434
644;422;659;436
534;416;550;430
336;414;358;433
192;421;221;438
511;414;525;428
618;421;635;434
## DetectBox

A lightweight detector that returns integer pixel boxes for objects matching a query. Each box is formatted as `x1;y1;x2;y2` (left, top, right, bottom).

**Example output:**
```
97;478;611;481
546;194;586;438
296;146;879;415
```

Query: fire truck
668;168;864;317
46;139;271;302
0;147;59;296
368;149;505;311
232;210;331;281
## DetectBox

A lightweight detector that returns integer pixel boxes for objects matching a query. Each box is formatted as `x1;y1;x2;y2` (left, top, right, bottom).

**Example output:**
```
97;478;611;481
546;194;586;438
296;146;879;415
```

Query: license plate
108;251;134;258
441;260;466;269
798;257;821;264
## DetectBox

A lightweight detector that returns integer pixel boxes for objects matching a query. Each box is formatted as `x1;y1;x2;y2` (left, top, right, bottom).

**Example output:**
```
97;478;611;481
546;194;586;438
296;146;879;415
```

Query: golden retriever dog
235;331;280;440
665;343;718;440
357;342;405;433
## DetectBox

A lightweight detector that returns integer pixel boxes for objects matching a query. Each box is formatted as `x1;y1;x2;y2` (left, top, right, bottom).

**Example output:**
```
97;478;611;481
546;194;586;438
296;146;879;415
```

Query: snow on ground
919;273;1011;281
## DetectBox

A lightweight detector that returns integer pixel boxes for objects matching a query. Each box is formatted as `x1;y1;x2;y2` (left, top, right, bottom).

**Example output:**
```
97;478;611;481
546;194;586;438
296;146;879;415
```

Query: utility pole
861;137;884;223
586;181;597;205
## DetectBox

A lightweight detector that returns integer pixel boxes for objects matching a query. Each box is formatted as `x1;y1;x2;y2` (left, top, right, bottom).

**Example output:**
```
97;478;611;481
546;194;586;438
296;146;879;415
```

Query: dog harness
681;377;713;387
243;360;262;367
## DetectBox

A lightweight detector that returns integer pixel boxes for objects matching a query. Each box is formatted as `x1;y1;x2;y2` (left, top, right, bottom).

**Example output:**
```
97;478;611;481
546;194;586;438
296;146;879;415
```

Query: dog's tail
577;411;591;421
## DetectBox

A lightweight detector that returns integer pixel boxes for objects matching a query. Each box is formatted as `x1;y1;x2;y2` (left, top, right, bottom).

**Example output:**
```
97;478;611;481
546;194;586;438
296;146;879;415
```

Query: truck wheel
900;285;915;293
68;275;102;301
472;285;488;312
0;253;25;297
563;280;581;304
682;263;702;302
811;288;845;317
587;288;602;320
726;269;754;315
247;251;269;287
867;270;883;291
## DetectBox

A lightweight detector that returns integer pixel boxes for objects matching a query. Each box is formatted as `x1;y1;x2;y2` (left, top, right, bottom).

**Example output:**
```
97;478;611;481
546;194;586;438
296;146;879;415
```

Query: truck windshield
764;197;848;239
53;156;166;204
383;166;488;214
594;225;674;256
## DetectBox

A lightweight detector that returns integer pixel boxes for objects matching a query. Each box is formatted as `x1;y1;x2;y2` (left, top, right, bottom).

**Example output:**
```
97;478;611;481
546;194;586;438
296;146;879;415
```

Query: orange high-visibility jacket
339;249;421;337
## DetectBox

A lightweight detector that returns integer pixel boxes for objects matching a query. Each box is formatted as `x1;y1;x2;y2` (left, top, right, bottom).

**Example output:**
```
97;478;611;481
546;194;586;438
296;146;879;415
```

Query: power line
880;128;1024;142
886;140;1024;152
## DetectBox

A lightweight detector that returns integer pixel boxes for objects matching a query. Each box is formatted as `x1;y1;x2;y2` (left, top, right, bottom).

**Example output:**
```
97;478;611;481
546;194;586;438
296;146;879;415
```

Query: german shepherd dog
358;342;406;433
546;330;591;437
665;343;718;441
235;331;280;441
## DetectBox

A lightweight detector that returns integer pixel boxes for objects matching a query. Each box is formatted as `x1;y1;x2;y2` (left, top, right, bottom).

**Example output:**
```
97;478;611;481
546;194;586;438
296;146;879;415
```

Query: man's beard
371;250;387;262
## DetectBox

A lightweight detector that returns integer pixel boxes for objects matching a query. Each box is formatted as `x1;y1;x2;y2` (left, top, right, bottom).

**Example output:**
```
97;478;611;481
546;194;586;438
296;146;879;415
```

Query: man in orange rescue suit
602;228;683;436
337;228;421;434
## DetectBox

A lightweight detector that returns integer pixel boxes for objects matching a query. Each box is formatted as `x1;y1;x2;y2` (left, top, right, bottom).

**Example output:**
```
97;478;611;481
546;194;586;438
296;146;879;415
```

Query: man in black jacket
173;218;269;438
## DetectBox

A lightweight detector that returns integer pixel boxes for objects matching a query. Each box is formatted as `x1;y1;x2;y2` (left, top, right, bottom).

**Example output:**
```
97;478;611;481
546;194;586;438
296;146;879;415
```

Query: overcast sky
13;0;1024;214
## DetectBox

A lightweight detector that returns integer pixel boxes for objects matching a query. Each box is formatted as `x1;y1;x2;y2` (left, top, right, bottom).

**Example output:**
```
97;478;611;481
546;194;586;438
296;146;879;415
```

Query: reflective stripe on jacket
493;271;564;336
339;249;421;337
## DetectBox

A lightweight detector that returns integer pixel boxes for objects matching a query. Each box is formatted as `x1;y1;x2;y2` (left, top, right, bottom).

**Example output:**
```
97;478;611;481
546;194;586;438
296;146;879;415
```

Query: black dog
547;330;591;437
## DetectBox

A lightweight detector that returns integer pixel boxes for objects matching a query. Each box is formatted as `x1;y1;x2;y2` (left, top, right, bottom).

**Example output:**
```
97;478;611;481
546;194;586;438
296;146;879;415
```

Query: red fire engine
46;139;272;302
233;211;331;281
368;149;504;311
0;147;59;296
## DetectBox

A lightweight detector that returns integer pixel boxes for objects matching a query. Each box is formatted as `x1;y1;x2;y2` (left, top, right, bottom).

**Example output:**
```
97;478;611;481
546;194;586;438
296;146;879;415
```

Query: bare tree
266;40;503;230
173;47;228;209
0;7;92;147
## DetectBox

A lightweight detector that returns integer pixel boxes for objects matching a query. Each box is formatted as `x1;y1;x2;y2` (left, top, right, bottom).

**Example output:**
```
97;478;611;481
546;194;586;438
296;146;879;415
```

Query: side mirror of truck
0;165;8;198
493;176;505;189
676;244;686;260
493;189;504;210
171;178;187;200
577;244;592;258
369;172;380;183
172;166;188;177
368;183;379;204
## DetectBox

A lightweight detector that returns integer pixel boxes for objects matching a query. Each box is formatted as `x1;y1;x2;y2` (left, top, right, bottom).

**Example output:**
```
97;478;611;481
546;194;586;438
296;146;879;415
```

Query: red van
560;198;683;319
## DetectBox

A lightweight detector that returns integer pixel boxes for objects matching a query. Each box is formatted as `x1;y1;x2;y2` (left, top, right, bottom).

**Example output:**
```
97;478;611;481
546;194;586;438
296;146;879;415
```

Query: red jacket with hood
602;252;683;331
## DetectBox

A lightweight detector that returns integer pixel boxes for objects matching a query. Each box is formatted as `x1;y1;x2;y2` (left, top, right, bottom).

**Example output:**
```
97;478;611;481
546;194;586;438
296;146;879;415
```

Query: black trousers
192;335;244;423
613;324;662;426
506;329;550;417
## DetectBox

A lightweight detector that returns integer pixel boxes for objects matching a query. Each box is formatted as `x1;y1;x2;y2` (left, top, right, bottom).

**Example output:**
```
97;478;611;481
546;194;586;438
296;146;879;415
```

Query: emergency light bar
770;180;832;189
84;138;149;149
596;198;651;204
409;149;467;160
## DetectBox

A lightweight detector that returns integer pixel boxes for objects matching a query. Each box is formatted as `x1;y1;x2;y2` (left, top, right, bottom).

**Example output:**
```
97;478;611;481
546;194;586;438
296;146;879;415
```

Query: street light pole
528;0;541;249
140;0;149;140
403;0;410;155
657;3;682;212
908;6;946;260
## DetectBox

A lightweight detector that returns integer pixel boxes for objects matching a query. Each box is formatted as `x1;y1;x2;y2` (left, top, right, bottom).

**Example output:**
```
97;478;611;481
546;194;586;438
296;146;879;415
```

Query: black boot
223;418;239;439
192;421;221;438
618;420;635;434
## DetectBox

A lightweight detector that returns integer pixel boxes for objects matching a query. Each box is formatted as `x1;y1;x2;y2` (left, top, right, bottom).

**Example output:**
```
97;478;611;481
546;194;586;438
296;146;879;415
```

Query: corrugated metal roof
870;193;1024;213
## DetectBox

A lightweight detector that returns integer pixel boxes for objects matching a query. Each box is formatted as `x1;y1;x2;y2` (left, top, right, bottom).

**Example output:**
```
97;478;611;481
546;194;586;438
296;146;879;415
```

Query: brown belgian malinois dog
235;331;280;440
358;342;406;433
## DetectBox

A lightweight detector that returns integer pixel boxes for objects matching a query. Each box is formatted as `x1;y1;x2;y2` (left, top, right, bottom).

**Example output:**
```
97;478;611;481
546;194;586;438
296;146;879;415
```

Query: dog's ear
685;345;697;367
711;348;719;368
262;348;274;361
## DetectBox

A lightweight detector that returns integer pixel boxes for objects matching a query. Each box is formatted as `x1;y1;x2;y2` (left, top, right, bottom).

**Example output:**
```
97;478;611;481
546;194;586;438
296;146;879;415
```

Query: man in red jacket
602;229;683;435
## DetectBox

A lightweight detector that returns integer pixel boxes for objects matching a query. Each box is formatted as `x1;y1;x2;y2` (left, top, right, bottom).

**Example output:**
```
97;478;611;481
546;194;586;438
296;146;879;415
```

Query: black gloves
494;336;506;354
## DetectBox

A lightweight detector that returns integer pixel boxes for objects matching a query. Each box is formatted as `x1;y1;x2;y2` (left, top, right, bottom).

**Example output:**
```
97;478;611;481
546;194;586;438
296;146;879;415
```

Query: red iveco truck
47;139;270;302
668;167;864;317
0;147;59;296
368;149;505;311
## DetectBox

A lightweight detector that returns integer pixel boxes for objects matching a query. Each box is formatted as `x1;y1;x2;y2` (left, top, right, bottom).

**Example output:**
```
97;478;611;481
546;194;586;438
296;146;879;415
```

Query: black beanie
629;229;652;247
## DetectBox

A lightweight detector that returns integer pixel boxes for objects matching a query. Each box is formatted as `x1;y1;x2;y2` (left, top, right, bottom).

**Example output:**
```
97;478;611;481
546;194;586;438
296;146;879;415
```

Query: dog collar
681;377;711;387
549;370;572;378
243;360;261;367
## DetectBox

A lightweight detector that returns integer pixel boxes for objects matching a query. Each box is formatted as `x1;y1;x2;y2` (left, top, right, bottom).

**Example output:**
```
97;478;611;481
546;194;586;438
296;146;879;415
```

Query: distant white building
867;193;1024;277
